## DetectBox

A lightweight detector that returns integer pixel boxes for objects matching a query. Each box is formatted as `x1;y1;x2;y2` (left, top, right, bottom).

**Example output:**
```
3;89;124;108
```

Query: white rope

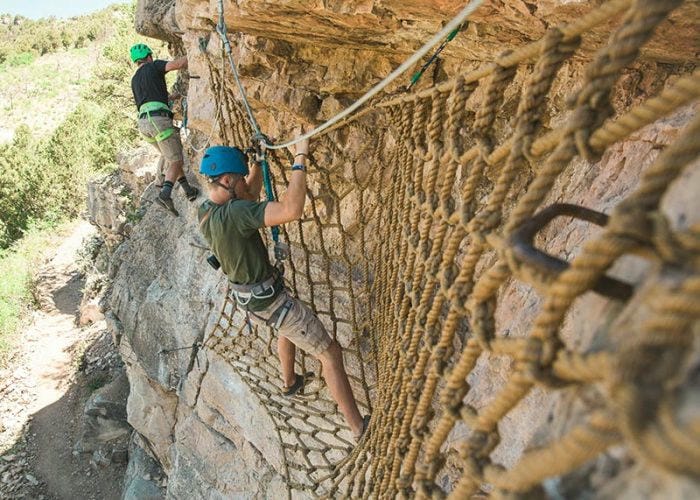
215;0;484;150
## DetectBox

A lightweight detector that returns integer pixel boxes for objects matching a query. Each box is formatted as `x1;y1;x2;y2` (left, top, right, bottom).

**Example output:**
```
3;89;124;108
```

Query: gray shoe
156;195;179;216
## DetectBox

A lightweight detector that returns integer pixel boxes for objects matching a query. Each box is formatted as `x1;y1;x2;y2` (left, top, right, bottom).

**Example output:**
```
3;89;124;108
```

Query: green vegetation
0;3;140;248
0;9;112;66
0;46;92;133
87;372;110;392
0;2;147;360
0;220;75;363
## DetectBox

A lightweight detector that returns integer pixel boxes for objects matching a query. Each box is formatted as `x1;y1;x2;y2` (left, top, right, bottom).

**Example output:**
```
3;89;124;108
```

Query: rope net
198;0;699;496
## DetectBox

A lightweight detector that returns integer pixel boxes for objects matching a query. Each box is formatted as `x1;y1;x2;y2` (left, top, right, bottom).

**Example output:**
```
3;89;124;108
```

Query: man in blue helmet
130;43;198;216
198;138;369;440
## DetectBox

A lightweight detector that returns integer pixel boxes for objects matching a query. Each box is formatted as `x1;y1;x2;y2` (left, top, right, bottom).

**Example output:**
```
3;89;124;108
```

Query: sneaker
281;371;315;397
185;187;199;202
156;195;179;216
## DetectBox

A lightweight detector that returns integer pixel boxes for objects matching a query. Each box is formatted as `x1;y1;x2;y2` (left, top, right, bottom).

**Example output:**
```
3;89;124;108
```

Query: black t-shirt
131;60;168;110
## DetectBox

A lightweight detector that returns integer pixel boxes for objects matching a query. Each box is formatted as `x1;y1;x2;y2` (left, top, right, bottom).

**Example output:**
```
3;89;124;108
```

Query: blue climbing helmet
200;146;249;178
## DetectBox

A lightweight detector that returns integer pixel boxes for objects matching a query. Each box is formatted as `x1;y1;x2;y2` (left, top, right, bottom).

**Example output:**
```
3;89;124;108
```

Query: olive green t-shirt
198;198;279;311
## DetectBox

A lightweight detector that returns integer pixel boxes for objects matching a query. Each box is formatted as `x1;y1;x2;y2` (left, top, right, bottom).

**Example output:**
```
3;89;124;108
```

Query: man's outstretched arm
165;56;188;73
263;136;309;227
247;160;263;200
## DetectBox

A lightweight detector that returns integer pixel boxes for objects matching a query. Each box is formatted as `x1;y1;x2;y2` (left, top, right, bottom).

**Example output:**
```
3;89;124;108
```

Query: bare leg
316;340;364;436
155;156;166;186
165;160;185;184
277;336;296;388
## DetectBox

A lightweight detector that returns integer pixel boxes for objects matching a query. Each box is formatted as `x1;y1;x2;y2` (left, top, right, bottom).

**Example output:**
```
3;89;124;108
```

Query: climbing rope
215;0;262;137
199;0;699;497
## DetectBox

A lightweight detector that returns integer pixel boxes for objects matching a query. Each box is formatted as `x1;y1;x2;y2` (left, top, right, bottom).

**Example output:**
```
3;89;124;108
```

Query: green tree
0;2;140;248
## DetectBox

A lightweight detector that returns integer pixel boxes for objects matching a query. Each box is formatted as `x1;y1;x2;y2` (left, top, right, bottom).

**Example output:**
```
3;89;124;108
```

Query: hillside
0;4;141;248
0;47;98;143
0;6;135;143
0;5;141;499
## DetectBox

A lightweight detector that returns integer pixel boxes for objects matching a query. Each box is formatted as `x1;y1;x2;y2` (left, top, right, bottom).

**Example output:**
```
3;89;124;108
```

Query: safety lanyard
255;142;289;263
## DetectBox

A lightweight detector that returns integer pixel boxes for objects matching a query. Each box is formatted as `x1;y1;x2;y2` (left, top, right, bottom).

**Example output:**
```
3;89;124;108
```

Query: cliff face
89;0;699;498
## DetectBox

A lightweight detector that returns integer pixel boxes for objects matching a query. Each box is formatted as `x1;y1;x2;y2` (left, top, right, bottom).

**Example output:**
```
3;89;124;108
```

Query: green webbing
143;127;175;143
138;101;171;114
138;101;175;144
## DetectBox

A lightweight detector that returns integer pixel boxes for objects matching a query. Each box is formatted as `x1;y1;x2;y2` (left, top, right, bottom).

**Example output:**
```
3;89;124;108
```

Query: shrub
5;51;34;67
0;2;140;249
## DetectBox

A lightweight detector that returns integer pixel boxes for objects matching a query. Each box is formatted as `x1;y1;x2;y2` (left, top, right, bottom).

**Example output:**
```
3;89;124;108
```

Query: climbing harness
407;23;465;90
229;269;281;307
137;101;175;143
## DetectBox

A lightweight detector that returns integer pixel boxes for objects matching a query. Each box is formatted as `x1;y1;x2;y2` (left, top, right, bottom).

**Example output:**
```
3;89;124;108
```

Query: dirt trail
0;221;125;499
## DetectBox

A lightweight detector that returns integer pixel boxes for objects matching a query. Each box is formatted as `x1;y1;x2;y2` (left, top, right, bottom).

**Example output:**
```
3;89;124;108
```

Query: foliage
4;51;34;67
0;2;144;362
0;2;140;248
0;8;113;66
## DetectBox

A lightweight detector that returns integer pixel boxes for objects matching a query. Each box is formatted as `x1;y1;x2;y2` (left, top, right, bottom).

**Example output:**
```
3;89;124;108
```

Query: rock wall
87;0;698;498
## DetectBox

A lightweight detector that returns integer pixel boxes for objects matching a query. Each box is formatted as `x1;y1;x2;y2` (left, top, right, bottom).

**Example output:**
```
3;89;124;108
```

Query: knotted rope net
199;0;699;496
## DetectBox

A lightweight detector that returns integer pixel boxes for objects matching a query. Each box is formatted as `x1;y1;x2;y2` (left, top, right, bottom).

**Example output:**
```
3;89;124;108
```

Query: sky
0;0;130;20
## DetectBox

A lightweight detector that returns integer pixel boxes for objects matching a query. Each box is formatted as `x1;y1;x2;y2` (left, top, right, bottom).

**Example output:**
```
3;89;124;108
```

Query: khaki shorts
137;115;184;164
248;289;333;357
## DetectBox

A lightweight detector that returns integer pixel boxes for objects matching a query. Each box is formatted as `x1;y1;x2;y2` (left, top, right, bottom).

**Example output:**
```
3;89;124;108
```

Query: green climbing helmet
130;43;153;63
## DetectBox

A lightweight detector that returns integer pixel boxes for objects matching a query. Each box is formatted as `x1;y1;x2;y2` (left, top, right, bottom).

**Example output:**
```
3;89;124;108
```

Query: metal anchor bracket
509;203;633;301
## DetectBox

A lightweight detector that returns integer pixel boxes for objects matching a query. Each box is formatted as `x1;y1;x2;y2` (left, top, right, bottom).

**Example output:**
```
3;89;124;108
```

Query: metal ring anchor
509;203;633;301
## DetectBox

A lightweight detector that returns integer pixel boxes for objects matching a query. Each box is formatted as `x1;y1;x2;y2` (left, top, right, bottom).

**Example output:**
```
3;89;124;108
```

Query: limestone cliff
88;0;699;498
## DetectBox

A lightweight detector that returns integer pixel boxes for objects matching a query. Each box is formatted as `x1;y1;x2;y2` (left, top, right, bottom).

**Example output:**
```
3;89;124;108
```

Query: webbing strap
270;299;294;329
144;127;175;143
230;272;278;295
138;101;171;114
139;101;176;143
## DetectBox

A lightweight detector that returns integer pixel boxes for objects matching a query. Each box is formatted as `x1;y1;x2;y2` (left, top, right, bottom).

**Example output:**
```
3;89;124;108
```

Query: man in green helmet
130;43;198;216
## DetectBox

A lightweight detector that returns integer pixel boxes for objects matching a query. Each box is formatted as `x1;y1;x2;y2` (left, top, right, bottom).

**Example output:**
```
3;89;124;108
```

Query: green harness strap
138;101;175;143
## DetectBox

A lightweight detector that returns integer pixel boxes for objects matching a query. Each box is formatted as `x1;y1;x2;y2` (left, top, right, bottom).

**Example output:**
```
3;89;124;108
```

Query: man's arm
165;56;188;73
263;136;309;227
246;160;263;200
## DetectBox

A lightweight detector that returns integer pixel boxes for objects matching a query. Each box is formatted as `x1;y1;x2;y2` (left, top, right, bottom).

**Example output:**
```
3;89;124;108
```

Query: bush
0;5;124;64
0;220;65;362
0;2;140;249
5;51;34;67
